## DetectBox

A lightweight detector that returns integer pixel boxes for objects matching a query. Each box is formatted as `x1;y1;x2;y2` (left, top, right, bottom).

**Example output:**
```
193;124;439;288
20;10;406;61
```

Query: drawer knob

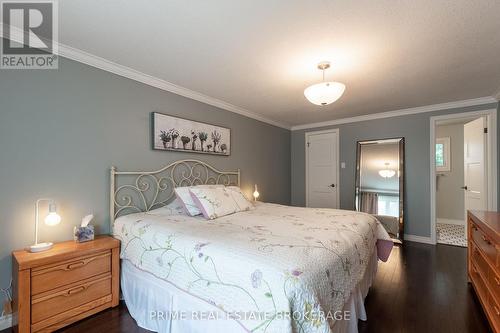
495;306;500;316
495;276;500;286
66;261;86;270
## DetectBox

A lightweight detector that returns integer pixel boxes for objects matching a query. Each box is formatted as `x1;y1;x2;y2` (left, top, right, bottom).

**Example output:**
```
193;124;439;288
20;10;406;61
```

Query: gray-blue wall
291;103;499;237
0;57;291;312
1;53;499;317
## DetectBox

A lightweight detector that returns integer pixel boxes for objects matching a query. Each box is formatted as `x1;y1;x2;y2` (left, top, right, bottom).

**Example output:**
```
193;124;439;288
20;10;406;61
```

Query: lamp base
29;242;53;253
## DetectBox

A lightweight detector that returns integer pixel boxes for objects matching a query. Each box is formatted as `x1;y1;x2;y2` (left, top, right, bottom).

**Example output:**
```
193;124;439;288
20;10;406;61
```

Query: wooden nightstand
12;236;120;333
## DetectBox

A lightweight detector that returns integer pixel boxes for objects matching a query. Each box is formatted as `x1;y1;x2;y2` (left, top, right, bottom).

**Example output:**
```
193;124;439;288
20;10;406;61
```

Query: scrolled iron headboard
110;159;240;231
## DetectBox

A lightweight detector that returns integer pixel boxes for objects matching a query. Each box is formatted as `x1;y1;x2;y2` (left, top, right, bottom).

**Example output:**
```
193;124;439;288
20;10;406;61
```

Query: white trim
291;97;497;131
430;109;498;244
305;128;340;209
404;234;434;244
436;218;465;226
0;314;12;331
0;25;290;130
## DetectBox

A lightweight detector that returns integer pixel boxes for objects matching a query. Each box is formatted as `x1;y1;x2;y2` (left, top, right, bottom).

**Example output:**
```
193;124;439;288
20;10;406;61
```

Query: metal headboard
110;159;240;231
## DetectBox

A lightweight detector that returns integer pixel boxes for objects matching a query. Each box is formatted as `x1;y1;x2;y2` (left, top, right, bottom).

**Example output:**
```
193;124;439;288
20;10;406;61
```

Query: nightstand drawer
31;251;111;295
31;274;111;324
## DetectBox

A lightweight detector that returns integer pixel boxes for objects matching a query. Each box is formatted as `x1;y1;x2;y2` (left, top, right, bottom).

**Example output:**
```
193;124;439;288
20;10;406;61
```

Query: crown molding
494;87;500;100
2;24;497;132
59;44;291;129
0;24;290;130
291;96;498;131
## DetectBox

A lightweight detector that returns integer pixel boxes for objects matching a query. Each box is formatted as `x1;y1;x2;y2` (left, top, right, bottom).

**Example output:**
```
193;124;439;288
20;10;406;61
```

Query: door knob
461;186;468;190
329;184;336;188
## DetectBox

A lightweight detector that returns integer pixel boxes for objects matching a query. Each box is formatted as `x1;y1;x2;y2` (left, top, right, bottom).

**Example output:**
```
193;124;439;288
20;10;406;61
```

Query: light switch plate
341;162;346;169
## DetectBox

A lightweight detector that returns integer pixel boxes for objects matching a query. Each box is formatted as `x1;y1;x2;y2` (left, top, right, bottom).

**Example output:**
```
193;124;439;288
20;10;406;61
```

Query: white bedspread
114;202;391;333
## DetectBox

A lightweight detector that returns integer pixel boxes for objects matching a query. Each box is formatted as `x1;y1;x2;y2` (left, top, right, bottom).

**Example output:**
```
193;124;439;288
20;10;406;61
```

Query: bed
110;160;393;333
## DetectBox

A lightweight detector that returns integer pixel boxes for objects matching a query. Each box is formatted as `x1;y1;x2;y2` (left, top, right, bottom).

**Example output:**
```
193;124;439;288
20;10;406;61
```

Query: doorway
430;109;497;245
305;129;340;208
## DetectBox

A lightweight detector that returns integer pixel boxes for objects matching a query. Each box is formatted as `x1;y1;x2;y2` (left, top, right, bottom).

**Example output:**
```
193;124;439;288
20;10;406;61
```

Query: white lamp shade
44;212;61;226
304;82;346;106
253;184;260;200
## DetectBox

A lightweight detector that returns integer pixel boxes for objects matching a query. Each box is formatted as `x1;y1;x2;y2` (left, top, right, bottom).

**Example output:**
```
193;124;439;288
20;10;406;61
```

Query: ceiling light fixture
378;163;396;178
304;61;346;106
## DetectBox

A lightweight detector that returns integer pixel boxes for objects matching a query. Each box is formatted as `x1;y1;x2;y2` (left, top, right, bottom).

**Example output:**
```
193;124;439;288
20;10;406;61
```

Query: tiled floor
437;222;467;247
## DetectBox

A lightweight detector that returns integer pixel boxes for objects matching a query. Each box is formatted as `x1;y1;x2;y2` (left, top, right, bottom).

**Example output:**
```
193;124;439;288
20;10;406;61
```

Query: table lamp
253;184;260;201
30;199;61;252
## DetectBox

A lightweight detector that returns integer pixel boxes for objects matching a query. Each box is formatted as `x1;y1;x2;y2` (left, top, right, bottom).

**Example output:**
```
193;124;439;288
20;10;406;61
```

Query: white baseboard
404;234;434;244
0;314;12;330
437;218;465;226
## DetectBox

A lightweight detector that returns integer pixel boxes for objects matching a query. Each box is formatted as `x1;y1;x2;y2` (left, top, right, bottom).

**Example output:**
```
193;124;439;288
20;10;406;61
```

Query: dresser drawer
31;251;111;295
471;261;489;301
31;274;111;324
489;270;500;302
472;243;491;280
489;292;500;333
471;222;498;267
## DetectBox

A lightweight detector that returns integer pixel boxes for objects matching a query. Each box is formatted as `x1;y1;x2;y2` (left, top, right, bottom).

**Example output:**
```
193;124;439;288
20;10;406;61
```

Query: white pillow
226;186;254;211
189;187;240;219
174;185;224;216
147;198;186;216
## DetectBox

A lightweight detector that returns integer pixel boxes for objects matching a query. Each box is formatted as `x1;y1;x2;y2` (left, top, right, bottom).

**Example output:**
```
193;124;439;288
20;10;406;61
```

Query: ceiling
55;1;500;127
360;142;400;193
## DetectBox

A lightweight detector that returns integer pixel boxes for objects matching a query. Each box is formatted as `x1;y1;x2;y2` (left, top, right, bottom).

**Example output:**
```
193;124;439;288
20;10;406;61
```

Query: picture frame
152;112;231;156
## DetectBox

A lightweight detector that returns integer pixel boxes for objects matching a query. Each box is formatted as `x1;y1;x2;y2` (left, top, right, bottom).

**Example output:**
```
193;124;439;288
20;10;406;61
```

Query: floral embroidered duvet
114;202;392;333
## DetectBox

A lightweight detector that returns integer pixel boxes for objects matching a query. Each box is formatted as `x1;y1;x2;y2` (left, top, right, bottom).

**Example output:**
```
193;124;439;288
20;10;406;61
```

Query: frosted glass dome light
378;169;396;178
304;62;345;106
379;162;396;178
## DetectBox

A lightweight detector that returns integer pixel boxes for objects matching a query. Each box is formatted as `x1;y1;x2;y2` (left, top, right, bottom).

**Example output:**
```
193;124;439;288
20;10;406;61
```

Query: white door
306;130;339;208
464;117;488;215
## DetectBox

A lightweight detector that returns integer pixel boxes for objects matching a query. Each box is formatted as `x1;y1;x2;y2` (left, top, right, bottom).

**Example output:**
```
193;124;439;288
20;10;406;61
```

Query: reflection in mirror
355;138;404;244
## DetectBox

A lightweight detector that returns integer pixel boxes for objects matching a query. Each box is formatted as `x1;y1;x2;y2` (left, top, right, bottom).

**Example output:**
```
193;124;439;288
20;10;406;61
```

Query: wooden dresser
12;236;120;333
468;210;500;332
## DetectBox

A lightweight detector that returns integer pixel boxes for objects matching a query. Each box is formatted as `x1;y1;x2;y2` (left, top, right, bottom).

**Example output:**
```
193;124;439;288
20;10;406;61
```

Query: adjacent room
1;1;500;333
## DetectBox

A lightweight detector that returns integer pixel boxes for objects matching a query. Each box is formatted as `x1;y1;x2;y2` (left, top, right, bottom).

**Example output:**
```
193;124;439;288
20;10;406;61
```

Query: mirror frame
354;137;405;244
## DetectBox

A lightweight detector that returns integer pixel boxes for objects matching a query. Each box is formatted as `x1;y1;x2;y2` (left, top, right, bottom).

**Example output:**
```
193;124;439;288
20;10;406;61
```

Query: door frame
305;128;340;208
430;109;497;244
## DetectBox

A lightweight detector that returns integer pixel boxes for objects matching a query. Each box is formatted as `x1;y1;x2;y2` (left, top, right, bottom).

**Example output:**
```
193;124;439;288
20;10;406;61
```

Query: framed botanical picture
152;112;231;156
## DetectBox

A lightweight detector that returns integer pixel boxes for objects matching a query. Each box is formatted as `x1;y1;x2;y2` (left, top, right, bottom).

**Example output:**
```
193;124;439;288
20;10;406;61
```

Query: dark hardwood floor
359;242;490;333
1;242;490;333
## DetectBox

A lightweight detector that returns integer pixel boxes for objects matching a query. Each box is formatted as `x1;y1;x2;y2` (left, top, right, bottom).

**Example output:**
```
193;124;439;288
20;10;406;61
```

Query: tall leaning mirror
355;138;405;244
